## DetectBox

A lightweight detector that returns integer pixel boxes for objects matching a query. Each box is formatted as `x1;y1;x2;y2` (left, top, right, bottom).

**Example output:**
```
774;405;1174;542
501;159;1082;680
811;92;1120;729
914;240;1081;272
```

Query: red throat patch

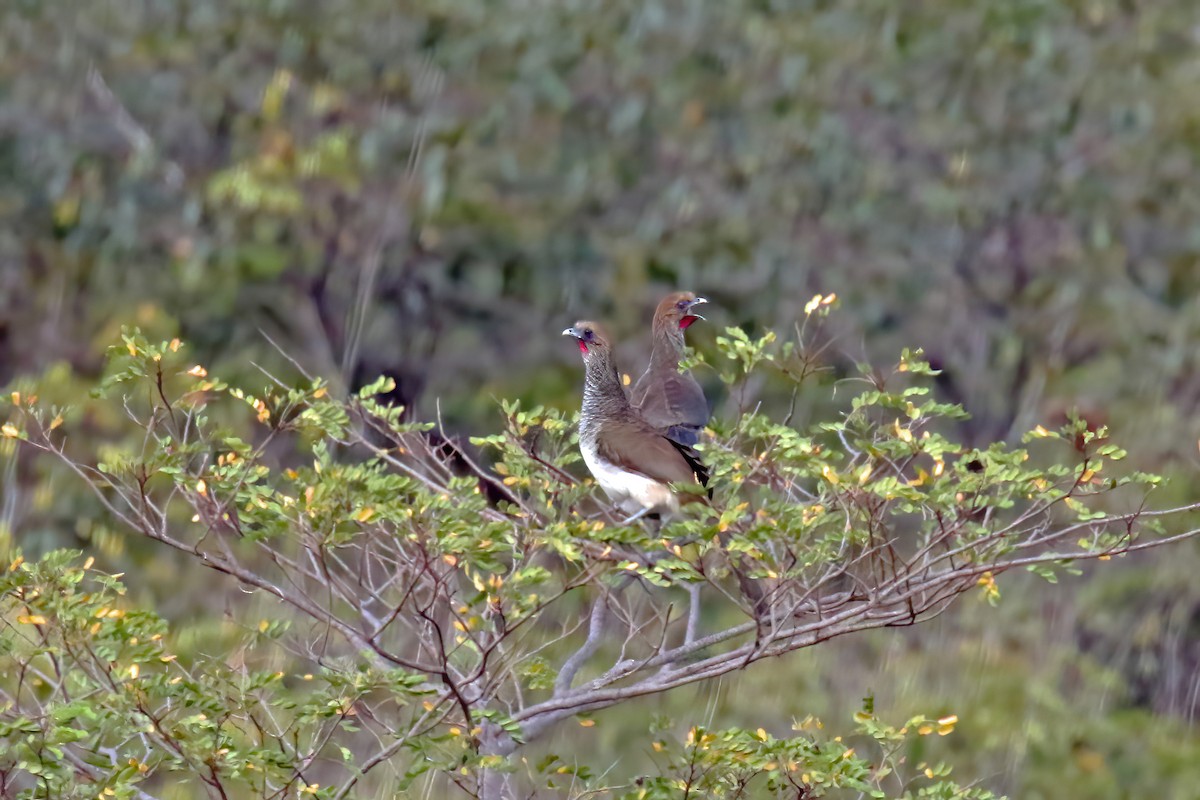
679;315;700;329
577;340;589;355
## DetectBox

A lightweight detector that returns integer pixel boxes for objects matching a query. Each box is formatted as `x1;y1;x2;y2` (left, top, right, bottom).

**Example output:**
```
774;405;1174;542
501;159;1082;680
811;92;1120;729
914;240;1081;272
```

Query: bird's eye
676;300;689;310
584;328;593;338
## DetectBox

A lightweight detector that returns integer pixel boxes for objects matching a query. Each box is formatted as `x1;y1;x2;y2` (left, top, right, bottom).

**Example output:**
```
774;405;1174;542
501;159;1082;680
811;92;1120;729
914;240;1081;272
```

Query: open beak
680;297;708;328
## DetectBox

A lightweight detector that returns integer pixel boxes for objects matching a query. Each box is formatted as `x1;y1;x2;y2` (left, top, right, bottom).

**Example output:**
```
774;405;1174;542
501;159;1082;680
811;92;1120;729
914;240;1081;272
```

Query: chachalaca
565;320;766;615
563;320;708;523
630;292;709;447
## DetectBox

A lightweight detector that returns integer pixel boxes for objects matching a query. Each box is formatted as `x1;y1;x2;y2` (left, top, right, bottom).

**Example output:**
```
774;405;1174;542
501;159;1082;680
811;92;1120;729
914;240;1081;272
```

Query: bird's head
562;320;612;358
655;291;708;330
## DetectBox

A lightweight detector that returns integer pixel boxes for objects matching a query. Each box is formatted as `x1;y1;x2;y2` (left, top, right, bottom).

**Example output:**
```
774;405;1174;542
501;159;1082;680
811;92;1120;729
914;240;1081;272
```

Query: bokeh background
4;1;1200;796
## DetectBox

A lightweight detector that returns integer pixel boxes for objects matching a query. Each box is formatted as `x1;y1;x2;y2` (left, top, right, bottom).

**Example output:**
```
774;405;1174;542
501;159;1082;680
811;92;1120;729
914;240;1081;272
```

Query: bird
563;321;709;523
564;321;764;612
629;292;709;447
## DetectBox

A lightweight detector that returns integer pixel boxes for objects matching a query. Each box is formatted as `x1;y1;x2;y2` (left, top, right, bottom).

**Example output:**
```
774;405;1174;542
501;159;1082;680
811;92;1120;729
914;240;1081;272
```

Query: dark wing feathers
666;437;712;498
664;424;702;448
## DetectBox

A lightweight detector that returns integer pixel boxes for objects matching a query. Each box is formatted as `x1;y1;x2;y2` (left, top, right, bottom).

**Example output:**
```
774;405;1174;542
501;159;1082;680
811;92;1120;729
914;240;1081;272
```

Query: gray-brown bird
630;292;709;447
563;321;708;522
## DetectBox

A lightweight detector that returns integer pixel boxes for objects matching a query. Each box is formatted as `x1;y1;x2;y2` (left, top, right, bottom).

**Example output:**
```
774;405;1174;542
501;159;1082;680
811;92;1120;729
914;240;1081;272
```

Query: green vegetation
4;0;1200;796
1;324;1195;797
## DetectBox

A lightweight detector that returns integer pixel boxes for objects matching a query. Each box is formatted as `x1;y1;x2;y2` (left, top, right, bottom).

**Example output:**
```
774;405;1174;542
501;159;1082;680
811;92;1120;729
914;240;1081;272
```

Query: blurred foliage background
3;0;1200;796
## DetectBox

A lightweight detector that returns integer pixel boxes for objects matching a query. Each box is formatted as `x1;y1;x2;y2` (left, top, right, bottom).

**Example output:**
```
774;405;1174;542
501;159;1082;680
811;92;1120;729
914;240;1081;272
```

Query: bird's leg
619;507;653;526
624;510;672;527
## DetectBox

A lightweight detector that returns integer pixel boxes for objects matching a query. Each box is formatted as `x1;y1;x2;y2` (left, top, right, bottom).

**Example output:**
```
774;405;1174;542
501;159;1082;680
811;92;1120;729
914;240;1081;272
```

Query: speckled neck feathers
579;349;632;444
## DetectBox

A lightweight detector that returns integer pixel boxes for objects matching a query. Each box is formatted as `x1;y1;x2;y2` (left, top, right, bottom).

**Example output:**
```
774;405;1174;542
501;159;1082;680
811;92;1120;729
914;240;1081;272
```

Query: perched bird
563;321;708;522
630;292;709;447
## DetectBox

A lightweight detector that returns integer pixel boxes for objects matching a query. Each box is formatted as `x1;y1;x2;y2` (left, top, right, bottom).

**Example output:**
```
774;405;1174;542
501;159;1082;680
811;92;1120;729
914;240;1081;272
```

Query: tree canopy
4;0;1200;797
2;320;1197;797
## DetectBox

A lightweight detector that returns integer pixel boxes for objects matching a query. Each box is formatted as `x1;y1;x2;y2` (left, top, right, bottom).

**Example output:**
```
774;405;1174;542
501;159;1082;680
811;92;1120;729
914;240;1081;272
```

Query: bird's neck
581;354;632;436
648;324;685;369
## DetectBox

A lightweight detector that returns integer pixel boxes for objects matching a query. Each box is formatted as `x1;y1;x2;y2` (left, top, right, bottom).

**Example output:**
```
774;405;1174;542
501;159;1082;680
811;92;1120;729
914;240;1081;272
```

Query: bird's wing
632;369;708;430
595;418;704;488
666;437;711;496
664;425;702;448
663;371;709;428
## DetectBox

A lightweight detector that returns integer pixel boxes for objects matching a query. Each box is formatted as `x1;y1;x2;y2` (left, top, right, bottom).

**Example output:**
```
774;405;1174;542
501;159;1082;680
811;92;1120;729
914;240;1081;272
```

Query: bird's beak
680;297;708;328
562;326;588;354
